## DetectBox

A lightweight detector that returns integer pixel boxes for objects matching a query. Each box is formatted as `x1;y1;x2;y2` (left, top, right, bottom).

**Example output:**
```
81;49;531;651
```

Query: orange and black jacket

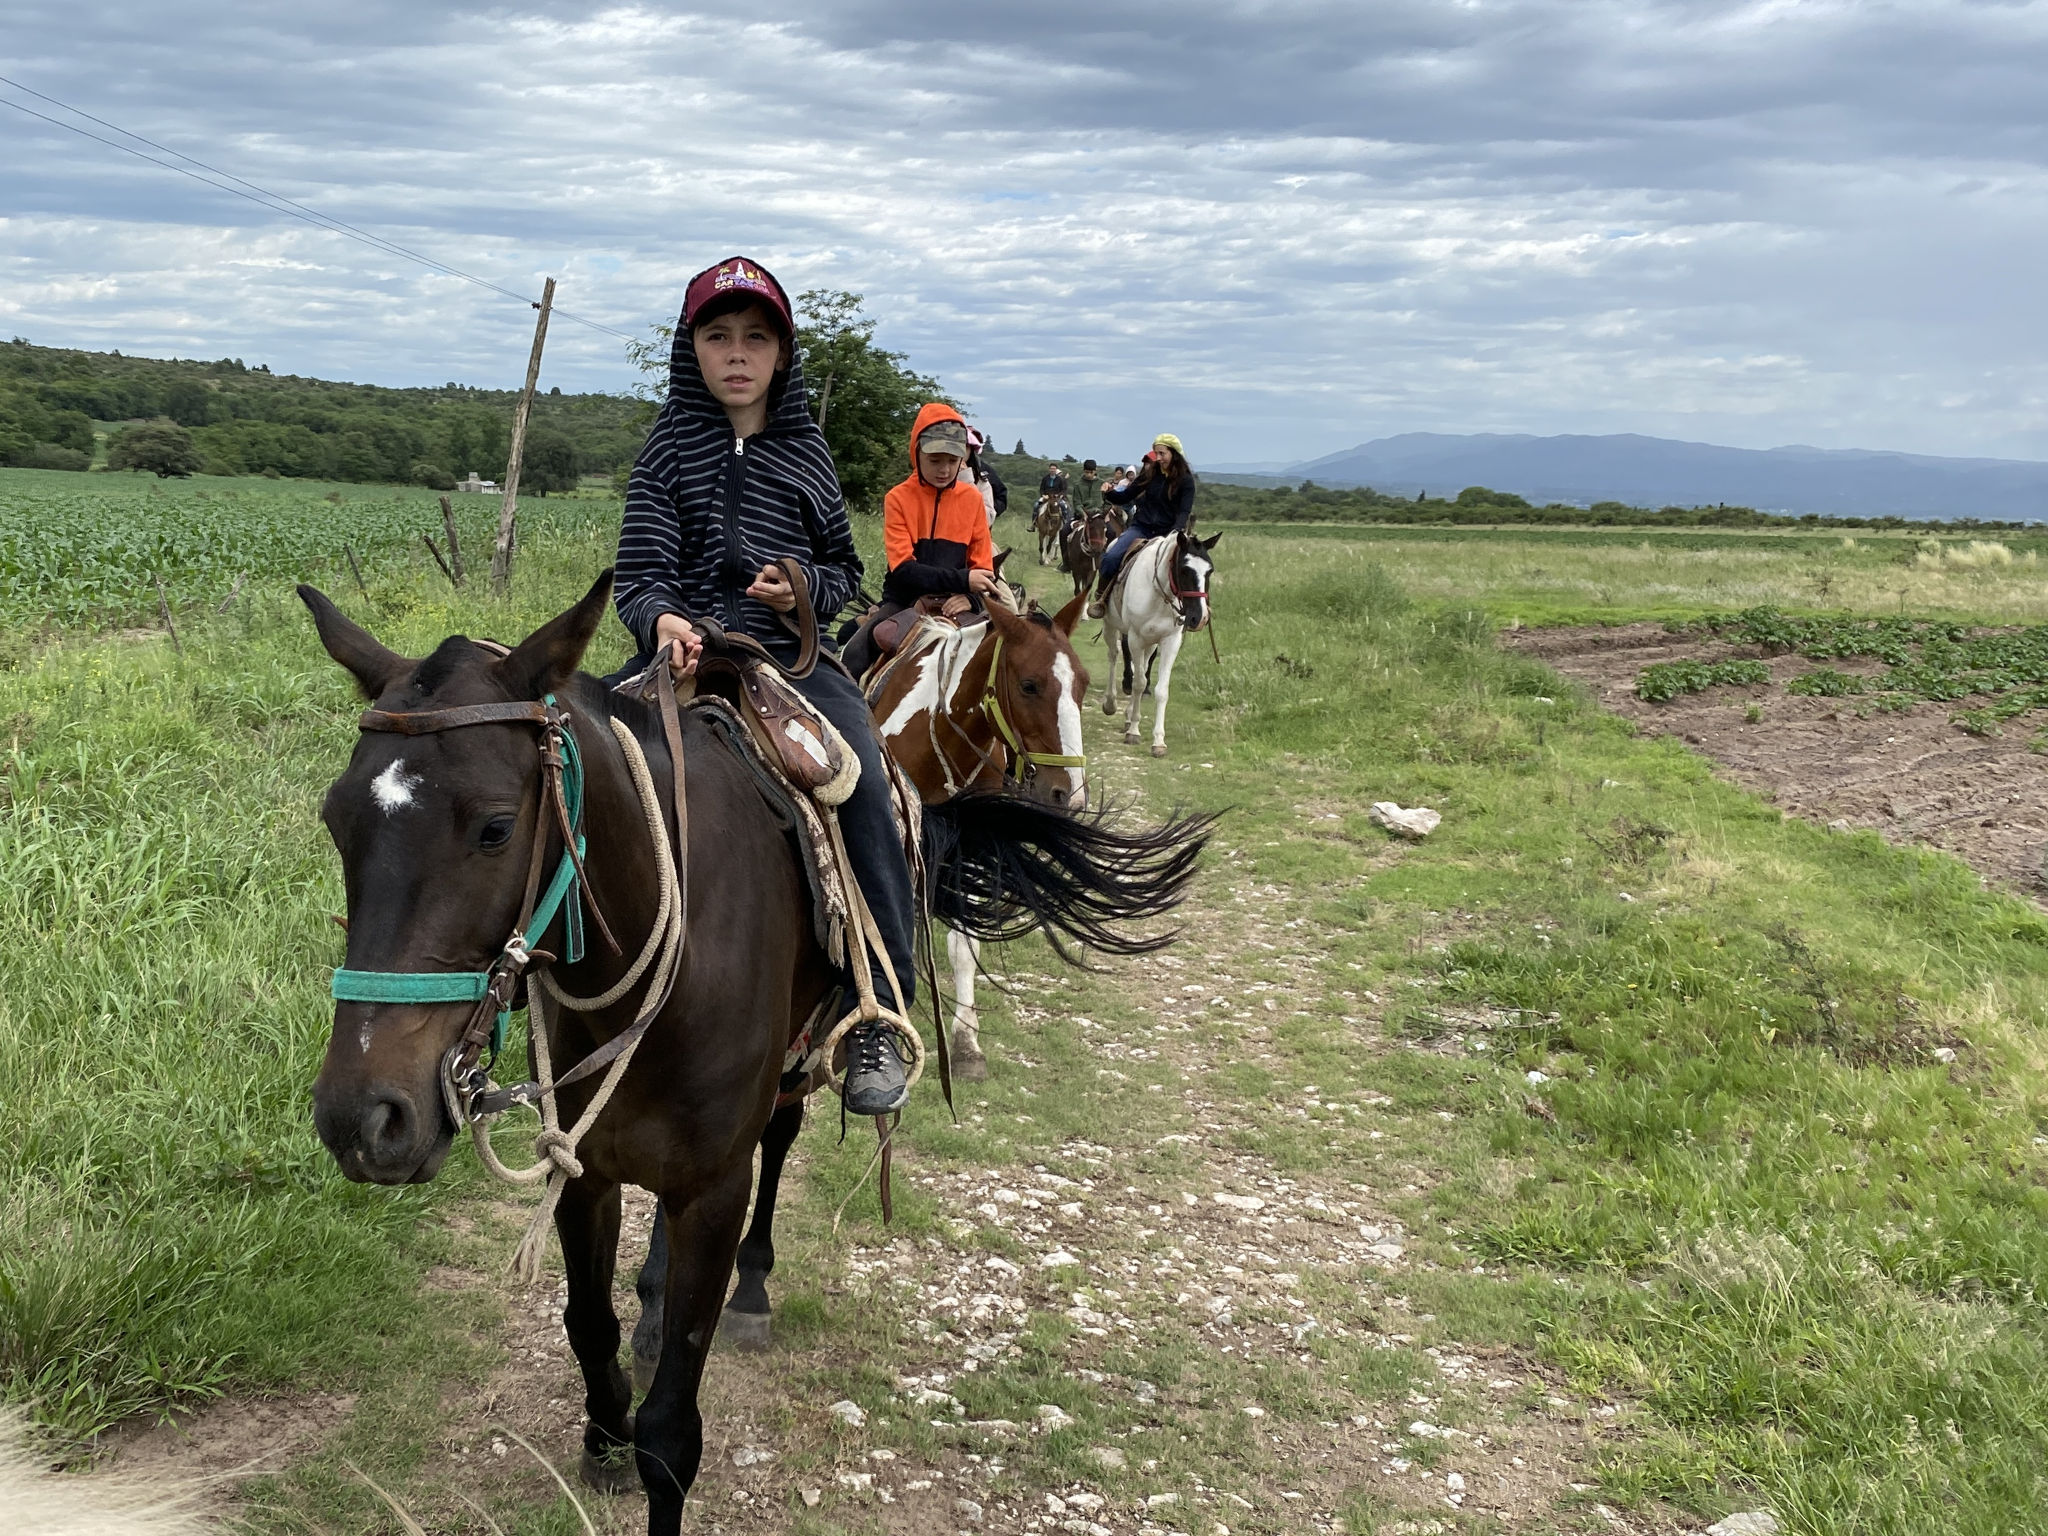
881;402;995;607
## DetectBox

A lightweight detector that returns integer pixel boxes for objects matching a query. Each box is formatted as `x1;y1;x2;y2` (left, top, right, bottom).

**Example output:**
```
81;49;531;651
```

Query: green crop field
7;479;2048;1533
0;466;619;631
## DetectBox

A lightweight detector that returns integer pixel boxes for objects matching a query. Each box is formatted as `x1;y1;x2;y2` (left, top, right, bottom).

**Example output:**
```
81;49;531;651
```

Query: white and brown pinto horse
868;593;1089;1077
1101;529;1220;758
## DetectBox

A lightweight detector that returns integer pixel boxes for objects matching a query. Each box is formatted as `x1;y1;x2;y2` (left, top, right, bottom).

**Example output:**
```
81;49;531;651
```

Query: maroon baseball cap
682;256;793;337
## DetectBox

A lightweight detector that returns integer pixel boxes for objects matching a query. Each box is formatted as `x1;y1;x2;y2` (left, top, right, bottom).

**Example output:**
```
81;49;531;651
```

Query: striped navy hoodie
615;322;861;662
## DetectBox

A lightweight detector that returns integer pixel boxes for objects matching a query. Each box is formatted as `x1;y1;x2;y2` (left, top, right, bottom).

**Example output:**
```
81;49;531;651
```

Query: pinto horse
304;571;852;1536
867;591;1211;1077
1101;529;1221;758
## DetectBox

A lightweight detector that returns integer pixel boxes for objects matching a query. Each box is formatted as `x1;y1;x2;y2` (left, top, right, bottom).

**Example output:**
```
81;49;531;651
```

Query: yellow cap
1152;432;1185;454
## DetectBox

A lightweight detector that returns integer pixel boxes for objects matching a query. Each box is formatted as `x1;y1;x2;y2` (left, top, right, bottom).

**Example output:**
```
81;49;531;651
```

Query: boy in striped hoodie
615;257;915;1116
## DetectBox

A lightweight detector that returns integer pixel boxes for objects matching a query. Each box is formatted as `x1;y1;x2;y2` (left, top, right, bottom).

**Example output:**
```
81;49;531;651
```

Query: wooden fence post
439;494;465;586
492;277;556;595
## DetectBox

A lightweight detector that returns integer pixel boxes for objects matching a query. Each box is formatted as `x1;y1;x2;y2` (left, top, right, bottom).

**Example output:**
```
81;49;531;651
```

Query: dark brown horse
1061;508;1107;598
303;572;832;1536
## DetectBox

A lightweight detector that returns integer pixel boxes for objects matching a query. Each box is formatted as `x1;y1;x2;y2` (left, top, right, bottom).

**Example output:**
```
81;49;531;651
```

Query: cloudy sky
4;1;2045;465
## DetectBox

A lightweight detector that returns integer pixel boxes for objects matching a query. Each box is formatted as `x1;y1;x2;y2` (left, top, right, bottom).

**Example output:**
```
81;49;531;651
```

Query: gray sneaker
844;1022;910;1115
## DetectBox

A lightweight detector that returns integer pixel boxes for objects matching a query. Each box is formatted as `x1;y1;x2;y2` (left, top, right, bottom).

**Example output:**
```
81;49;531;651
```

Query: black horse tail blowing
922;790;1216;963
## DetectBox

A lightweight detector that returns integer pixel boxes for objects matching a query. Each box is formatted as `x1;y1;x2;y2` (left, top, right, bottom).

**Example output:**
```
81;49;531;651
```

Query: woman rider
614;257;914;1116
1087;432;1195;618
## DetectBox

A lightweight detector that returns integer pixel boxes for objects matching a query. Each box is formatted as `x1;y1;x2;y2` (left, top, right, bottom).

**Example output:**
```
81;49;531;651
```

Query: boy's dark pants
605;655;918;1010
789;662;918;1009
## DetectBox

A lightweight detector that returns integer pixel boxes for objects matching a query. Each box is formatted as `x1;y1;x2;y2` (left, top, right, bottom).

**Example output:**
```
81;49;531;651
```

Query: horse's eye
1020;677;1040;695
479;814;517;850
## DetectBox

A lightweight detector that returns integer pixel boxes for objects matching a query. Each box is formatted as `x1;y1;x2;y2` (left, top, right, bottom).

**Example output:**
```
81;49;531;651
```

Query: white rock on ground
1706;1515;1779;1536
828;1399;866;1427
1370;802;1442;838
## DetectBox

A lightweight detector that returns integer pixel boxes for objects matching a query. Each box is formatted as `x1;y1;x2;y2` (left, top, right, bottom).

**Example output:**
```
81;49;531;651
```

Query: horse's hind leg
723;1097;804;1349
946;926;988;1080
631;1209;669;1394
553;1176;637;1491
637;1168;754;1535
1102;623;1123;715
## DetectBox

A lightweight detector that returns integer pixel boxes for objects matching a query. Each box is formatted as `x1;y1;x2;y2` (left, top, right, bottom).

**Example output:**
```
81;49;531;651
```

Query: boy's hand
747;563;797;612
654;612;701;677
967;568;999;597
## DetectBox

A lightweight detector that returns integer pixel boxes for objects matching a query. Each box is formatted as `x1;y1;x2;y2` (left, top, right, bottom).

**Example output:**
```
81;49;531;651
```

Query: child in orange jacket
842;403;998;676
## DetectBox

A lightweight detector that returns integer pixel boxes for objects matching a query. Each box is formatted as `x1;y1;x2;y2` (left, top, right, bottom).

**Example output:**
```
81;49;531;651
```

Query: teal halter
330;694;590;1066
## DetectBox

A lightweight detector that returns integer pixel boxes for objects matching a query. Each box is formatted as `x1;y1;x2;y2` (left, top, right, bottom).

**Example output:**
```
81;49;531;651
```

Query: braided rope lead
466;716;684;1282
814;808;923;1095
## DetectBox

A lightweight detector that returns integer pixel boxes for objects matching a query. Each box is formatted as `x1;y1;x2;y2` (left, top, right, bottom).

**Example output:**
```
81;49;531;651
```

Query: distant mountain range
1209;433;2048;521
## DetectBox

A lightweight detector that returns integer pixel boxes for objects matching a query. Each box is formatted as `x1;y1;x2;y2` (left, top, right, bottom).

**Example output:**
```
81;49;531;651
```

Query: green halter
330;695;588;1061
982;632;1086;777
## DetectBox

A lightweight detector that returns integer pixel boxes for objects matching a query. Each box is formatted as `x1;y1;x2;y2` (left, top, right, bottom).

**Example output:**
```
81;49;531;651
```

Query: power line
0;76;643;345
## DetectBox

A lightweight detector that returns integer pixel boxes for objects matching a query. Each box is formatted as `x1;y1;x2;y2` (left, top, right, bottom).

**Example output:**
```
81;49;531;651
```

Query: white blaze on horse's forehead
370;758;421;814
1051;651;1086;789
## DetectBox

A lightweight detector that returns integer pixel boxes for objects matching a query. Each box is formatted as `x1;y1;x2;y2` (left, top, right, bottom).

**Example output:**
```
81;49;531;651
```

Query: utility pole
492;276;555;595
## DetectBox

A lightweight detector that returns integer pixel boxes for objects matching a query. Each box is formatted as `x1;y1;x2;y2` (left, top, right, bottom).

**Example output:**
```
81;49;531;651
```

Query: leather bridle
331;671;694;1130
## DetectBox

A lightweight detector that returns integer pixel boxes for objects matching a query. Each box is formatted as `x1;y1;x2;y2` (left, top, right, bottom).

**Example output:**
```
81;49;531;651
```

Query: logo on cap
714;261;764;292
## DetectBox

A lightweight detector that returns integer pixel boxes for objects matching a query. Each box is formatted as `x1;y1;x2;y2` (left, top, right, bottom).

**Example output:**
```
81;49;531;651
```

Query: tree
520;428;579;496
791;289;945;515
164;380;212;427
108;420;203;478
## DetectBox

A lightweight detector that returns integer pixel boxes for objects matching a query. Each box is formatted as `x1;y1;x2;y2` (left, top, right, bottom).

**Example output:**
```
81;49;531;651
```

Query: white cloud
3;0;2047;462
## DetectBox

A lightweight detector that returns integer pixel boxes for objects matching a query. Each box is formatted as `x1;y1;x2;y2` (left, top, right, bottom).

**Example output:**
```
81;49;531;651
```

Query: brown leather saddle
682;559;851;798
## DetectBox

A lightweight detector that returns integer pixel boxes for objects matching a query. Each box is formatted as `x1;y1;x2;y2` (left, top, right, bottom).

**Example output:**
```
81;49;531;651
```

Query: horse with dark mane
867;589;1212;1075
303;570;1207;1534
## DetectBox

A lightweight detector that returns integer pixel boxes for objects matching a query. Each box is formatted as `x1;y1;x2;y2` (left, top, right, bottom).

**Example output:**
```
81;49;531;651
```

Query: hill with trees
0;336;646;490
6;287;947;515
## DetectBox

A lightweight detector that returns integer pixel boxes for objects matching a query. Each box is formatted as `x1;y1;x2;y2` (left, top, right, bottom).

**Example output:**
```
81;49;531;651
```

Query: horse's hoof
631;1349;660;1396
718;1307;772;1352
580;1446;640;1494
952;1042;989;1081
1124;731;1140;745
1103;697;1118;715
1151;744;1168;758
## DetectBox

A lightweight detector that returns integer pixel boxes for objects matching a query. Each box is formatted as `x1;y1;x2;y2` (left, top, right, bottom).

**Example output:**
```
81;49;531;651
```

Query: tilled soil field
1509;622;2048;901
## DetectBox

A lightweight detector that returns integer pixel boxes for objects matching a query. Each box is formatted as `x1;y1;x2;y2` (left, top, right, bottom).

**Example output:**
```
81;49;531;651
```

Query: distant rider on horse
614;256;917;1116
1088;433;1195;618
838;403;999;679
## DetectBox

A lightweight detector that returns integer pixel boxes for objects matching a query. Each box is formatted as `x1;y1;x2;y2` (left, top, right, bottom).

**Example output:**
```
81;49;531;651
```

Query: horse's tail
922;791;1216;961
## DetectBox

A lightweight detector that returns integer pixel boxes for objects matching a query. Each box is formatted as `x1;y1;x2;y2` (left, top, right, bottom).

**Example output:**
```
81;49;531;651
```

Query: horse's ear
298;585;411;700
982;595;1032;644
992;548;1011;578
1200;532;1222;552
1051;590;1087;637
494;569;615;700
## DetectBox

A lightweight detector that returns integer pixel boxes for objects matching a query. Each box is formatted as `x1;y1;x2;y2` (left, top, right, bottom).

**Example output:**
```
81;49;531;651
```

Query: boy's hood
908;401;967;482
665;311;815;437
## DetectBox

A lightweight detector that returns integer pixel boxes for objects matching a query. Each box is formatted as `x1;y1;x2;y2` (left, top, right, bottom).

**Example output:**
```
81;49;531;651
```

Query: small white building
456;473;499;494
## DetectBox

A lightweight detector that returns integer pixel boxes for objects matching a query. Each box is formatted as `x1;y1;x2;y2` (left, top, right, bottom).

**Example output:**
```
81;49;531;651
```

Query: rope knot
534;1129;584;1180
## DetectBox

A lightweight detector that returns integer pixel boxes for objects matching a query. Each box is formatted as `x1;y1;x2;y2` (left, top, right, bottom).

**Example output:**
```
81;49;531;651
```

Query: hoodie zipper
720;432;749;630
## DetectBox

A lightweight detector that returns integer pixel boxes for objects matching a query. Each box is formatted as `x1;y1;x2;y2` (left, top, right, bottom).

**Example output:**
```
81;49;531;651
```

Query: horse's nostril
361;1092;415;1156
